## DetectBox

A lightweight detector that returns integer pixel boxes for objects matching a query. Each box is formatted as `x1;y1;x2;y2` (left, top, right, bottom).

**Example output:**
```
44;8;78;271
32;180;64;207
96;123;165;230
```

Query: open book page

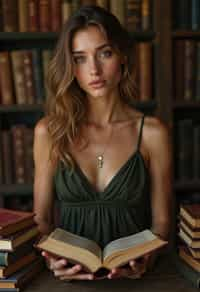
103;230;157;260
51;229;102;259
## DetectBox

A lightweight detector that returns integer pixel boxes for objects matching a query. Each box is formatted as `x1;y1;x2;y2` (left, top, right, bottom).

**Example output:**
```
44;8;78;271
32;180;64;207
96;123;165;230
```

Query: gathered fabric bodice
54;115;152;248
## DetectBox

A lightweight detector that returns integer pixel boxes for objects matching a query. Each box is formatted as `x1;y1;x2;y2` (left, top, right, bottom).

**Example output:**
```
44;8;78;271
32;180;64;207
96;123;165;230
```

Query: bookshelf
0;0;169;210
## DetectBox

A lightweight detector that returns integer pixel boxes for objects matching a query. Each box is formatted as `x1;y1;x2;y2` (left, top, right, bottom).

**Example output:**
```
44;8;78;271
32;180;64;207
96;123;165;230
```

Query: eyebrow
72;44;111;54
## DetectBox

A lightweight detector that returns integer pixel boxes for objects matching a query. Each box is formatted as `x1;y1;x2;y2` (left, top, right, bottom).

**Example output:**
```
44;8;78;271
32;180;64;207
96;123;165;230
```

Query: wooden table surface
24;254;199;292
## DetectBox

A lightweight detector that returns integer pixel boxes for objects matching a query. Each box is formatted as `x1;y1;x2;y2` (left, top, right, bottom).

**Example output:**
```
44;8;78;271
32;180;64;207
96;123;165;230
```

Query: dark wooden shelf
0;184;33;196
173;101;200;109
172;30;200;39
0;104;44;113
129;30;155;41
174;180;200;191
0;32;58;41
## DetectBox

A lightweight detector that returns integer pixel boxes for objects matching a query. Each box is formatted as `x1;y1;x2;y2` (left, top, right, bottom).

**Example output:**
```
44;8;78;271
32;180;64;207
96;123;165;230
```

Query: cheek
74;67;87;86
105;61;122;80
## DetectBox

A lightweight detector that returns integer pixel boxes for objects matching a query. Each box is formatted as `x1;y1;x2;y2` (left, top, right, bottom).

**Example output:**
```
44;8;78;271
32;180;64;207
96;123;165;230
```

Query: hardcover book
0;208;35;237
180;204;200;228
36;228;167;274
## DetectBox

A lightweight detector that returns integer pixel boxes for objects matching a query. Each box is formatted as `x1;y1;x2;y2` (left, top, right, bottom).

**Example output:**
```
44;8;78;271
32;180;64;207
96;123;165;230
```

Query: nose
89;57;101;76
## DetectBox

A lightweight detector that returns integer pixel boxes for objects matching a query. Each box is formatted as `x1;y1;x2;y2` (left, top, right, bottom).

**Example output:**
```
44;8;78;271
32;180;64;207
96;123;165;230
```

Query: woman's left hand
107;252;157;280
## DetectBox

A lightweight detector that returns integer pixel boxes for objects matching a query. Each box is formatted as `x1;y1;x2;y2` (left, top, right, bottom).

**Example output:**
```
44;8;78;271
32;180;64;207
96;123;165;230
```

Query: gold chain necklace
97;125;114;169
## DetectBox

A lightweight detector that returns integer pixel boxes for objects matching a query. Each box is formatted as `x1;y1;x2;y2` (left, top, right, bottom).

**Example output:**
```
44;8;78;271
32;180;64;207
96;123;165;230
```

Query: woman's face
71;25;123;99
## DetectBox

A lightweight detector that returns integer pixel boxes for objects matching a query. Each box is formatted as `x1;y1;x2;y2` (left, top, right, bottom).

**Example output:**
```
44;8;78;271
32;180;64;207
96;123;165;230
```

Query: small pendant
97;155;104;168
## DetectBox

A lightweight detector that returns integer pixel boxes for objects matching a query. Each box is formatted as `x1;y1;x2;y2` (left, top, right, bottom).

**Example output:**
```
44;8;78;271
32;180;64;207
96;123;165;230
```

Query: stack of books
177;204;200;287
0;208;44;291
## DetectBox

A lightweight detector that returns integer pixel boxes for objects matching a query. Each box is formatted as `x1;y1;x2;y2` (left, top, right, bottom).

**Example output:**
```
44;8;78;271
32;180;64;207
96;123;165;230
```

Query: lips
89;80;105;88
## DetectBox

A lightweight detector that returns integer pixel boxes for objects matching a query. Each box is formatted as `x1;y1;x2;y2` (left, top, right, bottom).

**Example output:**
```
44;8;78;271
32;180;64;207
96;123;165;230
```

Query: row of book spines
0;0;152;33
174;40;200;102
173;0;200;31
174;119;200;181
0;125;34;185
0;43;153;104
0;49;52;106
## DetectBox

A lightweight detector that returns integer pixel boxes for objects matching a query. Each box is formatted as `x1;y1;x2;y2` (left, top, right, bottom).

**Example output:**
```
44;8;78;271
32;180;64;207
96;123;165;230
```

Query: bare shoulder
142;116;171;152
34;117;51;143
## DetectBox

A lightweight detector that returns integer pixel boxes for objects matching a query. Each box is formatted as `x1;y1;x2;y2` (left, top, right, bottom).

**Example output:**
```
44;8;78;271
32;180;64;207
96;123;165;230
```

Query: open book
36;228;167;274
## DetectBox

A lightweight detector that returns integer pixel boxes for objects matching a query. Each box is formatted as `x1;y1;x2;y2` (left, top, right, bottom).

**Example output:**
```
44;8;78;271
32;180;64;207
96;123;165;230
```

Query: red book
50;0;62;32
0;208;35;237
39;0;50;32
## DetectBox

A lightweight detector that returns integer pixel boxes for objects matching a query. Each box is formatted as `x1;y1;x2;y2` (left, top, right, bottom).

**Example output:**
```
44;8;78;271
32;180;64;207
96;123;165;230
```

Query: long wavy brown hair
46;5;138;167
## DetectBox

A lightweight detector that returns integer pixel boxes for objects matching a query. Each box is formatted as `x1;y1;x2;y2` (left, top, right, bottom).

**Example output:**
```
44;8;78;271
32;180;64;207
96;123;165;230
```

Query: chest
69;124;148;192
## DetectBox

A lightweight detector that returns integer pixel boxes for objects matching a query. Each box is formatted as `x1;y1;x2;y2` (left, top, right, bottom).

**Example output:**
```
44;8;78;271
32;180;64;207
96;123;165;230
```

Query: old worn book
180;204;200;228
0;208;35;237
36;228;167;274
0;251;37;278
188;247;200;259
0;225;39;251
179;246;200;273
179;227;200;248
180;217;200;239
0;257;44;290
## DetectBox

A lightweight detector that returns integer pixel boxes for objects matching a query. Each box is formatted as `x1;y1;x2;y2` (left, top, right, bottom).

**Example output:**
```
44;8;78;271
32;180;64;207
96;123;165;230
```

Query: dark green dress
54;115;151;248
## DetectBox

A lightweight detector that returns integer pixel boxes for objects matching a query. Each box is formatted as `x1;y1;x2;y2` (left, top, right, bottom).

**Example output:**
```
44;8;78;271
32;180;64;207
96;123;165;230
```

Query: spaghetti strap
136;114;145;151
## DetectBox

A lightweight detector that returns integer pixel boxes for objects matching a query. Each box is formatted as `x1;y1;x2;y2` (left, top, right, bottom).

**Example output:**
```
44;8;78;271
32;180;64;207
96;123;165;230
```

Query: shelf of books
172;0;200;288
0;0;158;213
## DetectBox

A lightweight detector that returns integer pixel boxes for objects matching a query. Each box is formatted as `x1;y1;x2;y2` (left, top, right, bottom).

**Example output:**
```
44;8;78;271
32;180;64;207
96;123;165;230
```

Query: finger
107;268;122;279
54;264;82;277
60;273;94;281
49;258;68;270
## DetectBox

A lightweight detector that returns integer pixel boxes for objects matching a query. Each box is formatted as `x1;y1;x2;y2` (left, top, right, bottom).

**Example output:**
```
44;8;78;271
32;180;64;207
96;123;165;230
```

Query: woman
33;5;172;281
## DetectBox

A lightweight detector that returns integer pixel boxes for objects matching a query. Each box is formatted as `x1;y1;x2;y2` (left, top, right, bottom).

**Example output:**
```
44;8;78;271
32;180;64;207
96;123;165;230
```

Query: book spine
0;52;15;105
109;0;125;26
96;0;108;9
0;130;4;185
11;125;26;184
195;42;200;101
24;128;34;183
176;119;193;180
1;130;13;184
39;0;51;32
23;50;36;105
193;126;200;179
62;0;72;24
138;42;152;101
174;40;185;100
11;51;27;105
18;0;29;32
191;0;200;31
2;0;18;32
125;0;141;31
175;0;191;29
28;0;39;32
42;49;52;100
0;0;3;32
50;0;62;32
32;49;45;104
141;0;151;30
183;40;195;101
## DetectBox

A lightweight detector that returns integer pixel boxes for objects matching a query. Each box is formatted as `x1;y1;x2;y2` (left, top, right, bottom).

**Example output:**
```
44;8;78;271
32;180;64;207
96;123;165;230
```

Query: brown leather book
141;0;151;30
174;40;185;100
138;42;152;101
1;130;13;184
24;128;34;183
39;0;50;32
179;246;200;273
50;0;62;32
125;0;141;31
183;40;195;101
23;50;36;105
180;204;200;229
11;51;27;105
0;208;35;237
62;0;72;24
2;0;18;32
28;0;39;32
0;52;15;105
11;125;26;185
18;0;29;32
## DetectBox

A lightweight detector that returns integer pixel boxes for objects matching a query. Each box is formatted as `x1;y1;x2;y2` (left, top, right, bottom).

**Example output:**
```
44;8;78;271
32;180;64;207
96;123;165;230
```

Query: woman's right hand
42;251;94;281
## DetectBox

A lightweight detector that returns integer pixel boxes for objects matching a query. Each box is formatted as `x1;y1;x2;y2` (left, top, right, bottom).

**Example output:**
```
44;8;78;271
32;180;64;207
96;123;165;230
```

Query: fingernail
89;275;94;280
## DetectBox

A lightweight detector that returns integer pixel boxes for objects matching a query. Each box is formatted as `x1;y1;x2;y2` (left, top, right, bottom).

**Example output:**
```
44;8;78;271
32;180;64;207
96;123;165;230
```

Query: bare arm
145;117;173;241
33;118;56;235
